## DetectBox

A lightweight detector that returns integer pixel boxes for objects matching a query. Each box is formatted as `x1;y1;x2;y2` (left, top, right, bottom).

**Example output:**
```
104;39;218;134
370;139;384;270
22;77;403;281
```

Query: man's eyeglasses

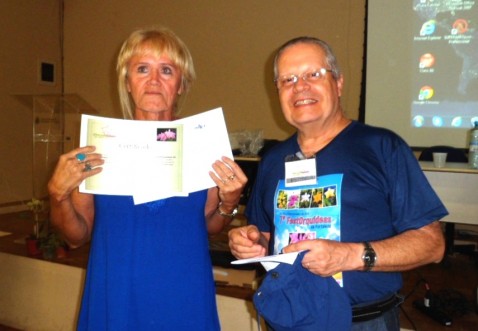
274;68;332;89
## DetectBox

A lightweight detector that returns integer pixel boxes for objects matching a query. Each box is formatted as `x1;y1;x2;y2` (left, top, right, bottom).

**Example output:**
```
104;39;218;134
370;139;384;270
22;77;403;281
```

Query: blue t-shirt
78;191;220;331
246;121;448;305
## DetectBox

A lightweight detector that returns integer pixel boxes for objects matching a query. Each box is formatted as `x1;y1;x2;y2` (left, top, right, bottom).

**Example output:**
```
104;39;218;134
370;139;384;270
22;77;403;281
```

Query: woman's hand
48;146;104;202
209;156;247;209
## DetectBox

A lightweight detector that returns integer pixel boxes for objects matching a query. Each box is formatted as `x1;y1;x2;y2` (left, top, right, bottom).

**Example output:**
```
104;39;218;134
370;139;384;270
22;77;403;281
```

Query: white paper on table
231;251;304;271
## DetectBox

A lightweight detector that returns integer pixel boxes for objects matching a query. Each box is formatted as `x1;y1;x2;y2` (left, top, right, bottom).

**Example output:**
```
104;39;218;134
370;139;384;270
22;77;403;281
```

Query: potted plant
25;235;42;256
38;231;66;260
25;198;47;256
26;198;48;235
25;198;68;260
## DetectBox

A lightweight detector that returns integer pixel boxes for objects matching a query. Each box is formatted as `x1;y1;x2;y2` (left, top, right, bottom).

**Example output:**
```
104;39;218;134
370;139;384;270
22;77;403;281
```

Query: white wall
1;0;366;208
0;0;62;206
63;0;365;139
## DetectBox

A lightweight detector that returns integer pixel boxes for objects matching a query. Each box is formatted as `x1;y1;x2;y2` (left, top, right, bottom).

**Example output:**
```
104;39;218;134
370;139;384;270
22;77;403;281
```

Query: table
420;161;478;254
420;162;478;226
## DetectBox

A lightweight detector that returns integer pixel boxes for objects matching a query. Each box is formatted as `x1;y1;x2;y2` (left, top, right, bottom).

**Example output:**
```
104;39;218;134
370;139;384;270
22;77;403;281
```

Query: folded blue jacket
253;252;352;331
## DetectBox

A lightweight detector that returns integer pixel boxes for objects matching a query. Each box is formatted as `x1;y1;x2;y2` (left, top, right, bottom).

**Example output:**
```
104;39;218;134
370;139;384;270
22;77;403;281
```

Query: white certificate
79;107;233;204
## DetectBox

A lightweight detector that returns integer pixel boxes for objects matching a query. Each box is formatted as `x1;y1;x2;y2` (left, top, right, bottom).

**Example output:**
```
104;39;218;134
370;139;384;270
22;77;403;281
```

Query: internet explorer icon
420;20;436;36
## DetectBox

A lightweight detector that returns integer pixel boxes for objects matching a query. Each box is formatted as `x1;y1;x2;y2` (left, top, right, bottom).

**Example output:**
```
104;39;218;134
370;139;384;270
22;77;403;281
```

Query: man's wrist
361;241;377;272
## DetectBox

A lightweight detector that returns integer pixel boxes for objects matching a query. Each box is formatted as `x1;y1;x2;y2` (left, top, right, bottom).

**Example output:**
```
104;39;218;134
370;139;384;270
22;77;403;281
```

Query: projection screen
365;0;478;148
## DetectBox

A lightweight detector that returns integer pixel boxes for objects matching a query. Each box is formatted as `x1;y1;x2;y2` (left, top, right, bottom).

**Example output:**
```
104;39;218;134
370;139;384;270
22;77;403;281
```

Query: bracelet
216;202;238;218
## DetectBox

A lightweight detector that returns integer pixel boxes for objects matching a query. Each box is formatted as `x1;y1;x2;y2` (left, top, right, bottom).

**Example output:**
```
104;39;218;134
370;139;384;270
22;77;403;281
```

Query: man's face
276;43;344;128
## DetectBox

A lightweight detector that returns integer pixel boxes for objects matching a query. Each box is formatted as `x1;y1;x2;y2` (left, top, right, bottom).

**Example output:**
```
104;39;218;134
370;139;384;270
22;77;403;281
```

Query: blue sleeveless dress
77;191;220;331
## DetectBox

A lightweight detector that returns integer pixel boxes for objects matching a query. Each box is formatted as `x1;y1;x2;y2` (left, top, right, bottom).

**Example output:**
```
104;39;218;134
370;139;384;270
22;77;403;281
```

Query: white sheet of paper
132;107;233;204
181;107;233;193
80;115;184;196
79;108;233;204
231;251;303;271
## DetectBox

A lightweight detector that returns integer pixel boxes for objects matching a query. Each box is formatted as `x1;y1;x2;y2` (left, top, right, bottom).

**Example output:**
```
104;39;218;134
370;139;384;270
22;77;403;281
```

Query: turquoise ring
76;153;86;162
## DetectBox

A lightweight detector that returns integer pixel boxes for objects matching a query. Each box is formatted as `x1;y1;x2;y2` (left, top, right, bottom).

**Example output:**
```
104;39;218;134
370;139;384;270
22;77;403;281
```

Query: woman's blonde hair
117;27;196;119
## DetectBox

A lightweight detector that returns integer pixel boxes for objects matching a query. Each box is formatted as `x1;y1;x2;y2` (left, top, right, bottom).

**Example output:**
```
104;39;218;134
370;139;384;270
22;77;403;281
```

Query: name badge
285;158;317;187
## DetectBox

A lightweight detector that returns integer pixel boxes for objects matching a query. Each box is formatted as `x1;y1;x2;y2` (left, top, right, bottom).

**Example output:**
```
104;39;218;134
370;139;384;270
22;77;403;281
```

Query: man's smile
294;98;317;106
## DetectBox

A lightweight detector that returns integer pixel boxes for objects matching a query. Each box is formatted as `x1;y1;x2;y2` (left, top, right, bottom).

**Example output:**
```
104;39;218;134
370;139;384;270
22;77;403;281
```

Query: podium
15;94;98;199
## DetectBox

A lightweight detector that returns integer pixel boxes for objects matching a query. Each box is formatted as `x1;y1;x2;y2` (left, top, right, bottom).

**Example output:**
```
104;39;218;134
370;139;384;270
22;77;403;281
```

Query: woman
48;27;246;331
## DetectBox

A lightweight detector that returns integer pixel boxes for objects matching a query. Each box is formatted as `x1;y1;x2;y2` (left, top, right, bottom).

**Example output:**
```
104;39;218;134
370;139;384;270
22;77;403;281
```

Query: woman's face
126;52;183;121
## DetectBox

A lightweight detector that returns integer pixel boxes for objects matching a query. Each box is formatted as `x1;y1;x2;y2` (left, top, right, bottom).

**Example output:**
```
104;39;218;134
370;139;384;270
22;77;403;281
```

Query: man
228;36;447;330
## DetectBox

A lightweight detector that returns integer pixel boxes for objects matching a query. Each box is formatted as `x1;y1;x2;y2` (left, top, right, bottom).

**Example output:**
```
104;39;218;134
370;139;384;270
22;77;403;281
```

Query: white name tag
285;158;317;187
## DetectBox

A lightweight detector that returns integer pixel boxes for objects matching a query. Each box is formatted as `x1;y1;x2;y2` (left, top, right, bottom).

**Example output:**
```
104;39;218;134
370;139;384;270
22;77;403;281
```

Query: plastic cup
432;152;447;168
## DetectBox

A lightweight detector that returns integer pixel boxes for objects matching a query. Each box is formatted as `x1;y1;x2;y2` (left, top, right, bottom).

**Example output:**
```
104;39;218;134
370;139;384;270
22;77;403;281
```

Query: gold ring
228;174;236;181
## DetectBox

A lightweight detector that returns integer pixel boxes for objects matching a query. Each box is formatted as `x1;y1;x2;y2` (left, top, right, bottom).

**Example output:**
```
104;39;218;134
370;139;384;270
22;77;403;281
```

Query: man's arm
283;221;445;276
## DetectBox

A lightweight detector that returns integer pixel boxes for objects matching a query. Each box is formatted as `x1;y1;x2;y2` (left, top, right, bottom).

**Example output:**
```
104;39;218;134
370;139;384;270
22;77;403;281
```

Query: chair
418;145;468;163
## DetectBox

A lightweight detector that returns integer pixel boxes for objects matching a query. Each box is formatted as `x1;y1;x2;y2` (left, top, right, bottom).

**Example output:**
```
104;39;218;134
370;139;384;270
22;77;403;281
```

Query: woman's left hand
209;156;247;206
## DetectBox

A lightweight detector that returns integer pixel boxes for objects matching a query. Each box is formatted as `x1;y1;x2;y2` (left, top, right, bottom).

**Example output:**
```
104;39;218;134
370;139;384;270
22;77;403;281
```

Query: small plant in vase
26;198;47;237
25;198;49;256
39;231;66;260
25;198;67;259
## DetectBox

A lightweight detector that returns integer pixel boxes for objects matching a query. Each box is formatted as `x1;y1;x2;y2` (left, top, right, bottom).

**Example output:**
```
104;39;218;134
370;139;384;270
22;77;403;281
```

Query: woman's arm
48;146;103;248
205;156;247;235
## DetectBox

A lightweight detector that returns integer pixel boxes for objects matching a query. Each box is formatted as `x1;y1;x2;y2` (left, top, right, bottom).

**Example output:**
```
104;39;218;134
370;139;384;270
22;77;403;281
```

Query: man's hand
283;239;361;277
228;225;268;259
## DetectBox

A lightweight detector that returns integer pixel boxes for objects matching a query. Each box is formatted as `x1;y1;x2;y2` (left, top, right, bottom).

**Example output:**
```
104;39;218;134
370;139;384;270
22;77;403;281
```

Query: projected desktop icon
419;53;435;69
418;86;434;101
451;19;468;34
432;116;444;127
420;20;436;36
412;115;425;128
451;117;463;128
